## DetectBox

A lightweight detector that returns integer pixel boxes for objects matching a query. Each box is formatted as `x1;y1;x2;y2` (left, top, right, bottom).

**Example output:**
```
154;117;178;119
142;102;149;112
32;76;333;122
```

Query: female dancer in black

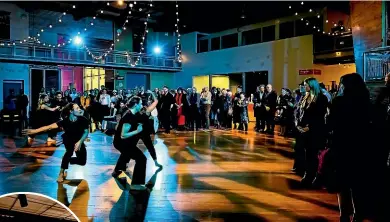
23;103;90;183
112;96;148;191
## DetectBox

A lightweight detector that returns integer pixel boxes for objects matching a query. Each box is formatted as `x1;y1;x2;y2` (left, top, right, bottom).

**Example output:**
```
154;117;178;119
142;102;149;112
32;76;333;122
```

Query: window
0;11;10;40
197;39;209;53
279;21;294;39
242;28;262;45
221;33;238;49
262;25;275;42
211;37;220;51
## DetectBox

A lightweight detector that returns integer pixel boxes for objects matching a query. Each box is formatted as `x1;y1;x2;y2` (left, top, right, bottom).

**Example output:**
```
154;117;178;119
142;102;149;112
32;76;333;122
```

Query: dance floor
0;127;339;221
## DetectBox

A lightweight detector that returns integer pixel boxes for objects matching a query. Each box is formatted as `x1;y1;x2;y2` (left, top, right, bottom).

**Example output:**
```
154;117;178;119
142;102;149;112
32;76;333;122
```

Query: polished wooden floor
0;125;339;221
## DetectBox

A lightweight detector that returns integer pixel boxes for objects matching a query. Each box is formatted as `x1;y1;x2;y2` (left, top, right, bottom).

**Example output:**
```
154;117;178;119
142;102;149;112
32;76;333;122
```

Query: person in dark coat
328;73;387;221
160;86;175;134
253;85;266;132
296;77;328;186
233;86;243;129
263;84;278;134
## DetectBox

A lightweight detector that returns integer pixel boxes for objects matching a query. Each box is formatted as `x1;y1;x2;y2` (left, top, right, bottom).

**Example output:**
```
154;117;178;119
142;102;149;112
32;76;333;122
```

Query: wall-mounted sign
299;69;321;75
115;76;124;80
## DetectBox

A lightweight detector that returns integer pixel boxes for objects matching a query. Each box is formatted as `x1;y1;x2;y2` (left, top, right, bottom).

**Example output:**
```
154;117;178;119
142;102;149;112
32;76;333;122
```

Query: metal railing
363;47;390;81
0;40;182;71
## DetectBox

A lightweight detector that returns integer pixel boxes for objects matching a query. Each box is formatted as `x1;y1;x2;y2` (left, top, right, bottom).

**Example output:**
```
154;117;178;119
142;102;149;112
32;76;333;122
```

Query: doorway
30;68;60;111
245;71;268;96
3;80;23;108
229;73;243;95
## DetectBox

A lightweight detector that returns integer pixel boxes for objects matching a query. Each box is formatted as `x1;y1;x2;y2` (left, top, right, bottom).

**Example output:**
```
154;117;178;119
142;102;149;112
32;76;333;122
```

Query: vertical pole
209;74;212;89
242;72;246;92
382;1;388;47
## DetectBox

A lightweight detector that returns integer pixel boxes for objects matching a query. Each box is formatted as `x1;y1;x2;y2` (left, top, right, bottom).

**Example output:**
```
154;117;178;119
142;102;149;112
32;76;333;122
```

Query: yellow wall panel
193;75;209;90
211;76;230;89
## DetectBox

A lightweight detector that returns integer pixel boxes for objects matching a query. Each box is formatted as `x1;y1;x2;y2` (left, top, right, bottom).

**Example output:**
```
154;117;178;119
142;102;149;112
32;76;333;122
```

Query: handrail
0;40;182;70
363;48;390;81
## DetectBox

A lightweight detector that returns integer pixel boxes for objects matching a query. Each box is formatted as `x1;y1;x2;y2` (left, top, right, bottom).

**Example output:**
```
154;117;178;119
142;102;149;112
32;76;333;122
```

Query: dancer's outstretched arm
145;90;158;114
22;122;59;136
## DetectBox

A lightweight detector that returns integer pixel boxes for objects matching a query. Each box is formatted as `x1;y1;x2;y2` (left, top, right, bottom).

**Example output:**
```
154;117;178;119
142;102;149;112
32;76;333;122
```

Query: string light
175;1;182;63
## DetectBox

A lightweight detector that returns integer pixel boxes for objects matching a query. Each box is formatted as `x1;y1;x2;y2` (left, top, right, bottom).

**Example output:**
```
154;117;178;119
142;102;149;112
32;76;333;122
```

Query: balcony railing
0;40;182;71
363;47;390;81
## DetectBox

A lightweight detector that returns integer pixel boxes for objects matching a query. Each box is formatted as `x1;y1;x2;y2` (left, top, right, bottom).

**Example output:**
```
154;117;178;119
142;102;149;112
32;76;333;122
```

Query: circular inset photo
0;192;80;222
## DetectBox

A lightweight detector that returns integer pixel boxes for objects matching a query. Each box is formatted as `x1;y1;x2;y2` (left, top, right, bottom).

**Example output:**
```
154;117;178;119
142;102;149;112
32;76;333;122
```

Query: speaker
18;194;28;208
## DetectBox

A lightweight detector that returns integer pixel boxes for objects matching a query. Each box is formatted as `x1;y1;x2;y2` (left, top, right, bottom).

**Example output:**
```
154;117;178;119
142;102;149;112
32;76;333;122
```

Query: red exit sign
299;69;321;75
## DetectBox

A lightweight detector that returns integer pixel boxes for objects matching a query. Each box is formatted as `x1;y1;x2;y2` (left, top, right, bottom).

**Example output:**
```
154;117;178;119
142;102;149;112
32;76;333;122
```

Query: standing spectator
263;84;278;134
16;89;29;130
160;86;174;134
189;87;201;131
200;87;212;130
296;78;328;186
253;85;266;132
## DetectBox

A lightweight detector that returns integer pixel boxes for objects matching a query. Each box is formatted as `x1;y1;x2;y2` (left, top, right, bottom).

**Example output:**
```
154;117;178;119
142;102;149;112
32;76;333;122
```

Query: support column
242;72;246;92
382;1;388;47
209;74;212;89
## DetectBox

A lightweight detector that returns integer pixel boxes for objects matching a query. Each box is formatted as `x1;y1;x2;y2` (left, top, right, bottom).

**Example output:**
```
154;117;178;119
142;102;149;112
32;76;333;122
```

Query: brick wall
350;1;383;76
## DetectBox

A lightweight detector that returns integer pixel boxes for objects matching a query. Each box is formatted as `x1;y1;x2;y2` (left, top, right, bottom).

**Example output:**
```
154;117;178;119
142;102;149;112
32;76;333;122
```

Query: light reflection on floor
0;126;339;221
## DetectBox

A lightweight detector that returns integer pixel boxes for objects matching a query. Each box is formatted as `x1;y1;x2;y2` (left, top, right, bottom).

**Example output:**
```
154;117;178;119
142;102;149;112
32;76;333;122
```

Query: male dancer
23;103;89;183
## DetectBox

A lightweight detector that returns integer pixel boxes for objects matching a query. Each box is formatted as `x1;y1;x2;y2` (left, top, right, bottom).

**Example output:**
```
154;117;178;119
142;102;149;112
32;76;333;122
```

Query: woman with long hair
296;77;328;186
23;103;90;183
329;73;386;221
27;94;60;147
174;87;186;131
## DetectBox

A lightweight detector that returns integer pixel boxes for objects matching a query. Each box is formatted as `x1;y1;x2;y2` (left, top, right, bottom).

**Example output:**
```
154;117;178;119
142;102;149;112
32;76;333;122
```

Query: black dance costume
56;116;90;170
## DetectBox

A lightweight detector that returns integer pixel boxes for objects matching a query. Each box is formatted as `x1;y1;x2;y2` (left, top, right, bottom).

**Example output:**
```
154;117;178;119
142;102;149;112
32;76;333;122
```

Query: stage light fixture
74;36;83;45
153;46;161;54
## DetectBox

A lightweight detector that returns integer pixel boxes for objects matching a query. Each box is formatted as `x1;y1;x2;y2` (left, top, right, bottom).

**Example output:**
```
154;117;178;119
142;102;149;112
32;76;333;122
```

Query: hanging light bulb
107;2;110;6
326;20;328;23
301;2;304;5
41;29;44;32
289;5;291;9
139;8;142;12
317;15;320;18
93;16;96;19
129;3;133;7
90;22;94;26
59;19;62;22
129;11;132;14
49;24;52;28
134;1;137;4
100;10;104;14
295;12;298;16
84;28;87;31
63;12;66;15
309;9;312;12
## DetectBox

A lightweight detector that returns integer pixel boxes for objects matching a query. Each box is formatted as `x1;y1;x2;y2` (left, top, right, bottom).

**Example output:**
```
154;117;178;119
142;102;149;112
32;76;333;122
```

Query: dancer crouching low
112;96;149;191
23;103;90;183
